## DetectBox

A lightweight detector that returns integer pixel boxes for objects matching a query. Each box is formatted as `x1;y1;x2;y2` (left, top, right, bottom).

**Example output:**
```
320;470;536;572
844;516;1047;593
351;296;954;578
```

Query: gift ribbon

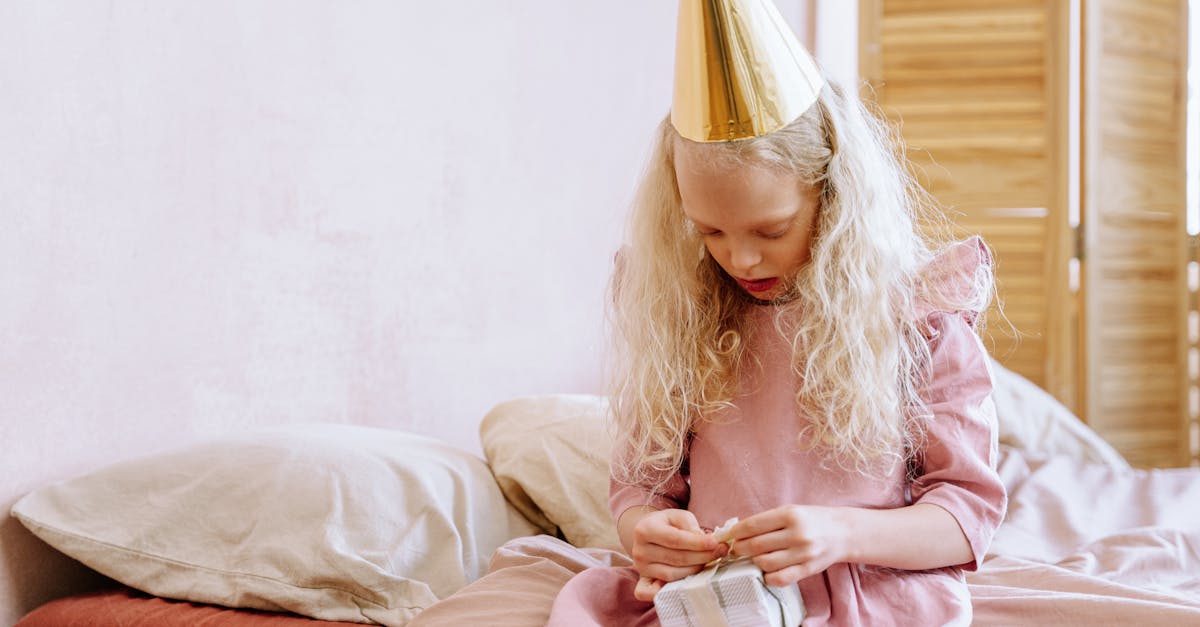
681;562;727;627
678;518;743;627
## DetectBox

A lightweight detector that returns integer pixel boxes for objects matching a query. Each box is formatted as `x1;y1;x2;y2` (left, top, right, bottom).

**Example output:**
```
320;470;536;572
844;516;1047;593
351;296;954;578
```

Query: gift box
654;557;805;627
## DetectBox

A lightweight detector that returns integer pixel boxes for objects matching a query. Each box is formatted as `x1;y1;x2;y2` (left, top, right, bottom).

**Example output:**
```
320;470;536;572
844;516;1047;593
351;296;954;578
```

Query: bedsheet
410;447;1200;626
969;448;1200;625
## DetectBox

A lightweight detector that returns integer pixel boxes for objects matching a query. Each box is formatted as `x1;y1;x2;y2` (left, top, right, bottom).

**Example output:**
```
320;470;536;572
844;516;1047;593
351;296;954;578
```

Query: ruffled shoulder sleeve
912;235;993;330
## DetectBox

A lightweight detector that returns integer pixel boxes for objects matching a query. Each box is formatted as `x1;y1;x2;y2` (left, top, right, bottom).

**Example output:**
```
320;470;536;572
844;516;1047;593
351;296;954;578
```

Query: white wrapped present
654;557;805;627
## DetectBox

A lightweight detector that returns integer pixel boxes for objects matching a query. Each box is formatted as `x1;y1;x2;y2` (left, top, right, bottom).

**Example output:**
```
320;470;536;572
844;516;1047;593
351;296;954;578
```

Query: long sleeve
909;310;1008;571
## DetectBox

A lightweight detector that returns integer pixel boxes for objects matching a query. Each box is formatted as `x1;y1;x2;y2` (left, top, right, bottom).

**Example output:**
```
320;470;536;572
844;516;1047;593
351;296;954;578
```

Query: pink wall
0;2;849;622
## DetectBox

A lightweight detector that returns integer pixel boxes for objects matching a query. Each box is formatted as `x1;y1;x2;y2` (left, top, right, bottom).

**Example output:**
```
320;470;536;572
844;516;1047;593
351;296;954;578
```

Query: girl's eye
760;229;788;240
700;230;722;237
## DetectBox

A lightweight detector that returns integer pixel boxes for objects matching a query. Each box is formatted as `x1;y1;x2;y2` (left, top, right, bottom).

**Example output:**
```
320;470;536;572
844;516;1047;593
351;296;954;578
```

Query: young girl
546;3;1006;625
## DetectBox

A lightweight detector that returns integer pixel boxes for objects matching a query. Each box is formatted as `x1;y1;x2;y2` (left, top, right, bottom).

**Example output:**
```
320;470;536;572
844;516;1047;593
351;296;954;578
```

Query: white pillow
11;423;541;626
989;358;1129;469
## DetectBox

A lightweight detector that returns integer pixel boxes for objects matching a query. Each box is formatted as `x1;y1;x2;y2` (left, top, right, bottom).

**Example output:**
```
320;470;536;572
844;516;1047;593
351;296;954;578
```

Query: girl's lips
736;277;779;293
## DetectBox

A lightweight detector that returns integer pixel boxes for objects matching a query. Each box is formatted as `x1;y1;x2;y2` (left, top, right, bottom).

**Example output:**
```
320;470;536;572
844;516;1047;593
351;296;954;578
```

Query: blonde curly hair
609;79;992;490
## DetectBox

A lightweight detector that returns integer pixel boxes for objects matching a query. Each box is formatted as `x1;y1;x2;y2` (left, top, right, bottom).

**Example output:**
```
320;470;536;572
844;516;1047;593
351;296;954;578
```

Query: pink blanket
969;449;1200;625
411;448;1200;626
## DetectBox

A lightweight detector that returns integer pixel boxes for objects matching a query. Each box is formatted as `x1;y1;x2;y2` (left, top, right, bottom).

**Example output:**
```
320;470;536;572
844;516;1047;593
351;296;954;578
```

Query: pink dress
547;240;1007;627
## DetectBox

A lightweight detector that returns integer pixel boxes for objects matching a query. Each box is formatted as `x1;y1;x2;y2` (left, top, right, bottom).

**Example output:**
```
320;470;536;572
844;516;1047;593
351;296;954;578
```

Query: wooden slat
885;0;1038;13
1082;0;1190;467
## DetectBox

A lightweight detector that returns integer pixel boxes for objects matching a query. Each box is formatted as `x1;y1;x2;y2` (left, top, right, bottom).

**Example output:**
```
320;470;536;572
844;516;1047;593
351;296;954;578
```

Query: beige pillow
480;395;620;550
11;423;541;626
989;357;1129;469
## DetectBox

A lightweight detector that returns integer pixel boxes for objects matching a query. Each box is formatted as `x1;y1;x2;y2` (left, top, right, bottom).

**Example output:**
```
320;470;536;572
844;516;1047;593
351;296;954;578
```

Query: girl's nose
728;241;762;273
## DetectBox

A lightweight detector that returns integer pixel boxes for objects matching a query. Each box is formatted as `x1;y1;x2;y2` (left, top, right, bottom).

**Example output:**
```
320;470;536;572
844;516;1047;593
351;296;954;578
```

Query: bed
10;360;1200;626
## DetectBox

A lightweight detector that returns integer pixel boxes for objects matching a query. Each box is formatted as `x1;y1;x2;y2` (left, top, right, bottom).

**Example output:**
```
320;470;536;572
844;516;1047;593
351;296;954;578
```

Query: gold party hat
672;0;825;142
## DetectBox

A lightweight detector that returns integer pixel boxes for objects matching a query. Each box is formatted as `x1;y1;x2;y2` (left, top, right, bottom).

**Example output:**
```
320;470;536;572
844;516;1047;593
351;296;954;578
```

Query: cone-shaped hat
672;0;825;142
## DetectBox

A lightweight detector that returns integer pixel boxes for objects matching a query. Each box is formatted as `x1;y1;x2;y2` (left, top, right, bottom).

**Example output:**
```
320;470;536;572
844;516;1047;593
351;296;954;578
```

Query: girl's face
675;142;821;302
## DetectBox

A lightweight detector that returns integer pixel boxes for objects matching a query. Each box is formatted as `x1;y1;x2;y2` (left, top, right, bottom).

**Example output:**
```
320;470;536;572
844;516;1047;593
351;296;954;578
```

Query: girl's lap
410;535;645;627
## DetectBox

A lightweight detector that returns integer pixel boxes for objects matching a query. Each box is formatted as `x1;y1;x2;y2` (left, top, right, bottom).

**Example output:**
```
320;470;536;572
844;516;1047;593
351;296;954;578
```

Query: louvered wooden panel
862;0;1070;394
1082;0;1189;467
953;209;1048;379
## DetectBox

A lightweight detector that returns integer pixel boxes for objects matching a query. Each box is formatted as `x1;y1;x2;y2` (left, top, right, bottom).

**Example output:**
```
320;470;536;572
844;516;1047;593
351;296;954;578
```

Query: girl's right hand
629;509;724;589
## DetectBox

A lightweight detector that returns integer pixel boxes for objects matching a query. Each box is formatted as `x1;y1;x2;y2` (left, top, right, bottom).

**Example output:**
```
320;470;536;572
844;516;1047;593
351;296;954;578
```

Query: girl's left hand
726;505;850;588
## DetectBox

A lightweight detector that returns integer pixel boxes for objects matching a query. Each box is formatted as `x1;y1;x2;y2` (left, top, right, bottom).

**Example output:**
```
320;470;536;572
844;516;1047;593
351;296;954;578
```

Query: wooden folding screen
859;0;1192;467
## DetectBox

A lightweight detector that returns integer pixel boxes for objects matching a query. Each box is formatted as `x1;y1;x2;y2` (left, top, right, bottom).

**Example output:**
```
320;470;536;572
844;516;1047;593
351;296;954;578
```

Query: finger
731;528;799;558
634;577;659;602
636;543;721;568
640;562;704;584
749;545;814;574
751;545;827;586
641;524;718;552
634;577;665;602
761;563;816;588
661;509;704;533
728;509;791;541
